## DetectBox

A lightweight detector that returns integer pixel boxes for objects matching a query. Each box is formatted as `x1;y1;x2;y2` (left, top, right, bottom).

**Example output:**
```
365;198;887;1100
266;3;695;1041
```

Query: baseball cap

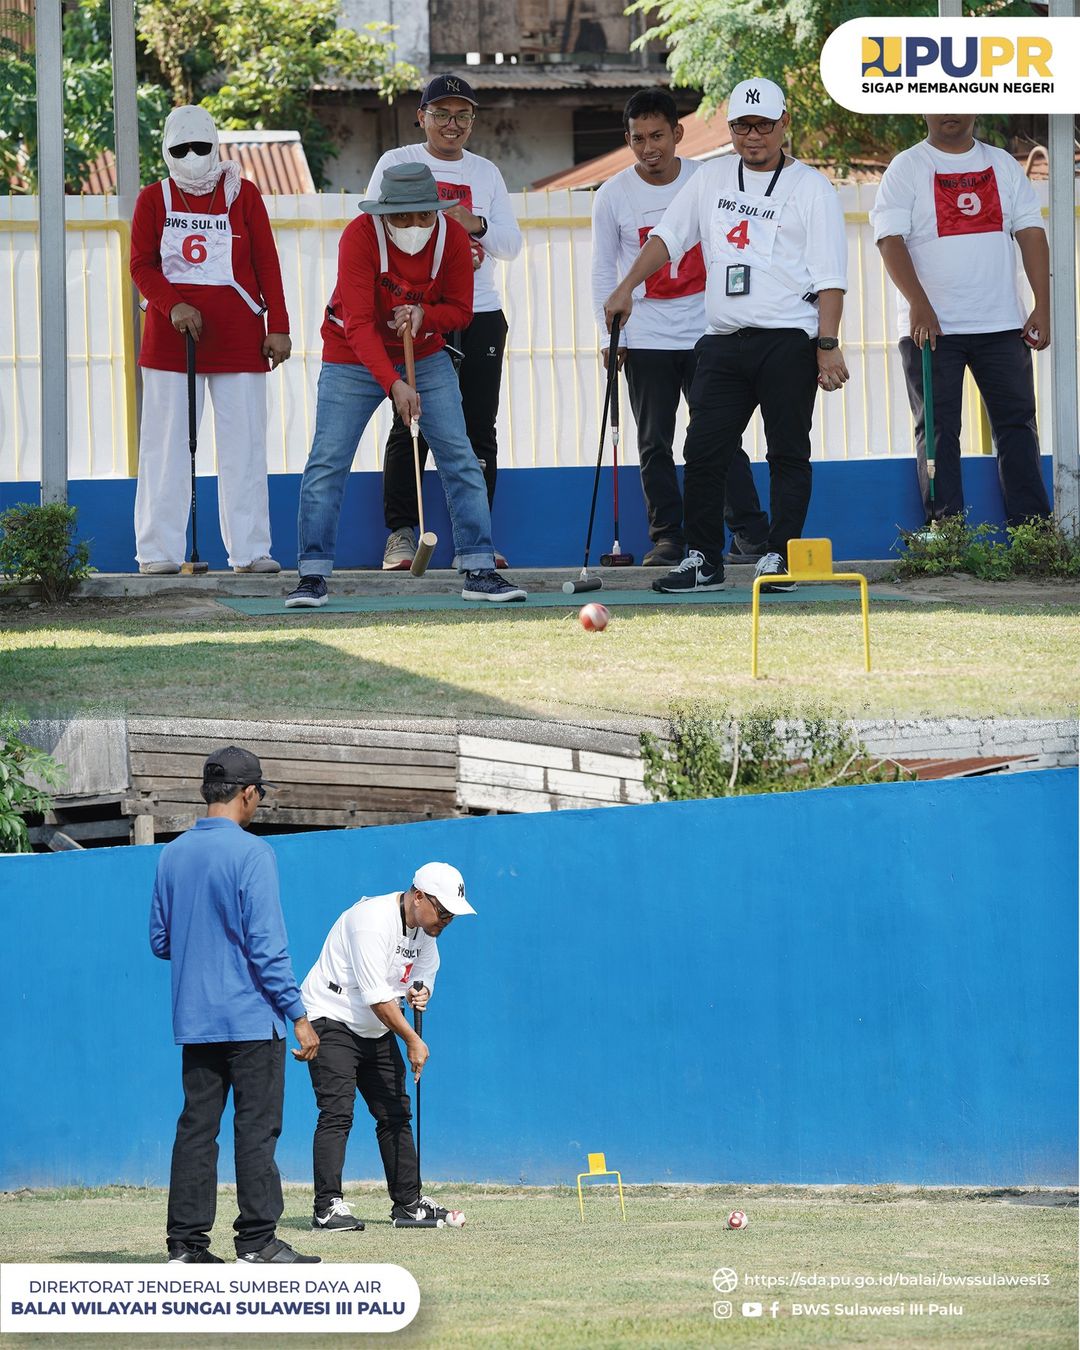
413;861;476;916
420;74;480;108
202;745;275;788
726;78;787;122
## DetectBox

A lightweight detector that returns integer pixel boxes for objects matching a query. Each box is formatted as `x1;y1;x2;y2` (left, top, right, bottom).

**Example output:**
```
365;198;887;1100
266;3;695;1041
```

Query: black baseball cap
420;74;479;108
202;746;275;788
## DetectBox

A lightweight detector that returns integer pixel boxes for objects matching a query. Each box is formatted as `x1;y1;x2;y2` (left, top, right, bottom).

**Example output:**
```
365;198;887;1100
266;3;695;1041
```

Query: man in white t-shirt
871;114;1052;526
300;862;476;1233
604;78;849;593
591;89;770;567
367;75;523;570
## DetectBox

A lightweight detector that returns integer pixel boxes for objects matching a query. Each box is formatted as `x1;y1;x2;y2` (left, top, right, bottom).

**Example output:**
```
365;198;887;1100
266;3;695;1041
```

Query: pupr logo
860;33;1051;80
861;36;901;77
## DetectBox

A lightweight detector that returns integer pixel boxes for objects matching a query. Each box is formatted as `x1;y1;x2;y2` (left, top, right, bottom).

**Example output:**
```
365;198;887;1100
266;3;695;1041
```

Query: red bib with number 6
933;166;1003;238
158;178;264;314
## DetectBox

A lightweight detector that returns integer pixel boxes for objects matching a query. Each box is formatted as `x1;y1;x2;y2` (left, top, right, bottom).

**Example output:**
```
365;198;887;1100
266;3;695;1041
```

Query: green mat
220;584;910;616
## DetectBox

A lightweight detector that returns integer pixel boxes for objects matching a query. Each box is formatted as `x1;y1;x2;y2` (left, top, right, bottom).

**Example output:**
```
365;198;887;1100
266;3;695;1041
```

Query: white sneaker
233;556;281;574
139;561;180;575
754;551;797;593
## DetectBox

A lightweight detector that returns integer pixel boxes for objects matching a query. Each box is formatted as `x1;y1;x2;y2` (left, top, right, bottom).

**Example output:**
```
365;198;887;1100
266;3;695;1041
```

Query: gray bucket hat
357;162;459;215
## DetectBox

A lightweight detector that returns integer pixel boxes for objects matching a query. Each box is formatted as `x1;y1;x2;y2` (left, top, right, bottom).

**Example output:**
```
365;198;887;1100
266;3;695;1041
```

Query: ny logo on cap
746;88;761;104
458;882;466;897
446;78;461;92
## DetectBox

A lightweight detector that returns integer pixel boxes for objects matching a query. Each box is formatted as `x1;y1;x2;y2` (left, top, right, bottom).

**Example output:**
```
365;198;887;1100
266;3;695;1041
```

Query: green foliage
640;702;909;803
628;0;1032;171
0;715;65;853
895;514;1080;581
0;502;94;603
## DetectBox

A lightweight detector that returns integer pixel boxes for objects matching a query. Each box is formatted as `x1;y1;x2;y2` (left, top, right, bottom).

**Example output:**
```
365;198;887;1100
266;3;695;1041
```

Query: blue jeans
297;353;495;575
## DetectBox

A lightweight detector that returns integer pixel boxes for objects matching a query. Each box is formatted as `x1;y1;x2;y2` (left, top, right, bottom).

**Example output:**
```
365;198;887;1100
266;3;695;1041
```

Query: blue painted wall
0;770;1075;1189
0;455;1054;573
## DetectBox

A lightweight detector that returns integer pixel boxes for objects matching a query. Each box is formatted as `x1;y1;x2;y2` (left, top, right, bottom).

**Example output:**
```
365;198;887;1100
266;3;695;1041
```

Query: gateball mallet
401;326;438;578
391;979;442;1228
600;346;634;568
921;340;937;529
180;332;209;575
562;315;623;594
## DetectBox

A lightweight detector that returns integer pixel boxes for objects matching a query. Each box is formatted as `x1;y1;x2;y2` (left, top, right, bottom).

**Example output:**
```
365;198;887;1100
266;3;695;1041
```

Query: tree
629;0;1033;170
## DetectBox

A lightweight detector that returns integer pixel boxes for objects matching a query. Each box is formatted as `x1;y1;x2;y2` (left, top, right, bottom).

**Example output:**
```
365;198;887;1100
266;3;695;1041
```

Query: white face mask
386;221;435;255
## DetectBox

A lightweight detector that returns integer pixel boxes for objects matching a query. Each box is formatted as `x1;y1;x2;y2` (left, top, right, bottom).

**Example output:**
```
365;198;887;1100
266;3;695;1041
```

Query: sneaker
390;1198;466;1228
167;1243;224;1264
461;569;527;603
651;550;725;593
285;575;329;608
238;1239;321;1264
493;547;509;569
233;556;281;574
643;540;684;567
139;561;180;575
383;527;417;571
312;1197;365;1232
725;538;769;565
755;551;798;593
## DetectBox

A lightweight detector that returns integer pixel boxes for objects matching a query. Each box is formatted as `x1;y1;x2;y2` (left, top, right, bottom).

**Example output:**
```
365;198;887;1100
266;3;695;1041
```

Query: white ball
727;1209;748;1231
579;602;610;632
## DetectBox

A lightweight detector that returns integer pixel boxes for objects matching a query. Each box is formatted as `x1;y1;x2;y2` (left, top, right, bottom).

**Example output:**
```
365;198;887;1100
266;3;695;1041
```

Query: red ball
727;1209;749;1230
579;602;610;632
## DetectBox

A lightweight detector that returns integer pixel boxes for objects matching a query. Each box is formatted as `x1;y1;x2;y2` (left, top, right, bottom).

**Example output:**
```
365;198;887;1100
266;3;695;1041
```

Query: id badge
726;264;749;297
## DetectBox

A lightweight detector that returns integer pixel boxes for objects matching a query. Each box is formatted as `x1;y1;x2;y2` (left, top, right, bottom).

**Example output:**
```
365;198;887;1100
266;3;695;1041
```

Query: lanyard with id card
712;156;786;299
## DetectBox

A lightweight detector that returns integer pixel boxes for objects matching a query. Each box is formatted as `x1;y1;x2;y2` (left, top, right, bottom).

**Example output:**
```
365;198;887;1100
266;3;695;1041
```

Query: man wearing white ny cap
300;862;475;1231
605;78;849;595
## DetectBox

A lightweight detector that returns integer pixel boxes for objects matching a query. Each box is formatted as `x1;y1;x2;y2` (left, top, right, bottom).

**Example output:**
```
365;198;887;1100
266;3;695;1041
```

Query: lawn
1;595;1078;720
0;1184;1075;1348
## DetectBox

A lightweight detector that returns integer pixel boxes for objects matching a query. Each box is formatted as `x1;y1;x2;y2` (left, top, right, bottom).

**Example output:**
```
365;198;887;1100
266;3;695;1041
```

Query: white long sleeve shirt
301;892;440;1037
591;159;708;351
365;143;522;314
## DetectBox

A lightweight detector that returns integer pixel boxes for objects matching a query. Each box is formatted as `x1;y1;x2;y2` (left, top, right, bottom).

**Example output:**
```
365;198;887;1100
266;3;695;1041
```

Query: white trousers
134;369;272;568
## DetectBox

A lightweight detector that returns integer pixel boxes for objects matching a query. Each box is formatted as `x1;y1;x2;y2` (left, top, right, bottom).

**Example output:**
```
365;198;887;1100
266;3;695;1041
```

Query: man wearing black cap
149;746;321;1265
366;75;522;572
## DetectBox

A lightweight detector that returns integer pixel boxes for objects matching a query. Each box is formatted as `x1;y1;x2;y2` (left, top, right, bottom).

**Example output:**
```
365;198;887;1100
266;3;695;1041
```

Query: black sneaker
390;1197;466;1228
725;537;768;565
238;1238;321;1264
651;550;725;593
167;1243;224;1264
461;569;527;602
642;540;684;567
285;575;328;608
754;551;798;593
312;1197;365;1232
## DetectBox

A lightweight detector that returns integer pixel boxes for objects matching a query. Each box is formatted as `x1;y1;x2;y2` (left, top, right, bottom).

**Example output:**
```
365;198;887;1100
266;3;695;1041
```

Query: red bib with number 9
933;166;1003;238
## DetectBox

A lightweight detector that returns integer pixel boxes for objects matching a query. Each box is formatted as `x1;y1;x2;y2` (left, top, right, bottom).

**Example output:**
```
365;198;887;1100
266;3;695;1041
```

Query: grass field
2;594;1078;720
0;1184;1076;1348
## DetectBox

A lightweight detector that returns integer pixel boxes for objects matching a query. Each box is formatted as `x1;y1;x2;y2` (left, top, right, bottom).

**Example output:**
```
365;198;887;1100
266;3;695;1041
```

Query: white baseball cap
726;78;787;122
413;861;476;916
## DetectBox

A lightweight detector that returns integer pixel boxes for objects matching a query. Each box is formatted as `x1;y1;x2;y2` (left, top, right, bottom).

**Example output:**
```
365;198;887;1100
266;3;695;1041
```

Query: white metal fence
0;184;1073;482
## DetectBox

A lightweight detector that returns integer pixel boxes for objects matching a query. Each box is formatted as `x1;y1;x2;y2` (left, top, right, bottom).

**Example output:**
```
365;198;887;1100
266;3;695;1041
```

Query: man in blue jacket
150;746;321;1265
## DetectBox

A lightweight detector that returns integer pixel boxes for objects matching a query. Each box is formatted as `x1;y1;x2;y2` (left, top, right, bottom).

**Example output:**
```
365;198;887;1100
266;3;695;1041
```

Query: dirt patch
888;575;1080;606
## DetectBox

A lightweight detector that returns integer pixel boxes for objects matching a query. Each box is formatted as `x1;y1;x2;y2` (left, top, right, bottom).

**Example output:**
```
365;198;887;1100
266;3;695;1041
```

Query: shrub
895;513;1080;581
0;502;94;603
1005;517;1080;579
640;703;910;804
0;716;66;853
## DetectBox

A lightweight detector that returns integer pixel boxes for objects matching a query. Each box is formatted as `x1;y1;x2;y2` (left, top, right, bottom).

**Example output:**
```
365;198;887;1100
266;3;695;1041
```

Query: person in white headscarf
129;105;291;574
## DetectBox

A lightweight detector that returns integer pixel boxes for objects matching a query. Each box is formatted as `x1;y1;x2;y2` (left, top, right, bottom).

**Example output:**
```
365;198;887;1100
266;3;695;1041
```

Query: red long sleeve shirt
130;177;289;374
321;213;474;393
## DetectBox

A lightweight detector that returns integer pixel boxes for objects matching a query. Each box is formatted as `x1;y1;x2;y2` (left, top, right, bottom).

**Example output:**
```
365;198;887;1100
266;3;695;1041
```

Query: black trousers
899;331;1051;527
167;1037;285;1255
383;309;509;529
683;329;818;568
624;348;768;549
308;1019;418;1211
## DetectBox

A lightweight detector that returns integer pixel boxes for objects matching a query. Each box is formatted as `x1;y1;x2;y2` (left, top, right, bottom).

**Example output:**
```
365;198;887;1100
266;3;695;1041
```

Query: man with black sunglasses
300;862;476;1232
150;746;321;1265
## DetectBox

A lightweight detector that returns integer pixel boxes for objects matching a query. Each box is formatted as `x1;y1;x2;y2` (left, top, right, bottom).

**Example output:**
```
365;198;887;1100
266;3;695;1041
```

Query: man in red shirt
130;105;291;575
287;162;526;606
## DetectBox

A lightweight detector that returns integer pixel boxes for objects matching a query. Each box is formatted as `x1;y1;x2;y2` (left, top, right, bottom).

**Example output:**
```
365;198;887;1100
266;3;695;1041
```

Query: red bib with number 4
933;166;1003;238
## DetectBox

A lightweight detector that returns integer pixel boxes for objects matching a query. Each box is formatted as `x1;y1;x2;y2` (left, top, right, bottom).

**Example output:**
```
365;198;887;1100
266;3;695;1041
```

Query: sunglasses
421;891;454;924
169;141;214;158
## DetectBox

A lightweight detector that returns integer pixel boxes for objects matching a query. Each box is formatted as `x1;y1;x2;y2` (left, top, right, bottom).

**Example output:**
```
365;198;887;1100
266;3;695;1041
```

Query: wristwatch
474;216;488;239
816;337;839;350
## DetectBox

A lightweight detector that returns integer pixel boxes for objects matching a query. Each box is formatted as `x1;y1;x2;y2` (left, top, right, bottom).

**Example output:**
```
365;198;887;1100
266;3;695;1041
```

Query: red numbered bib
637;225;707;299
933;166;1003;238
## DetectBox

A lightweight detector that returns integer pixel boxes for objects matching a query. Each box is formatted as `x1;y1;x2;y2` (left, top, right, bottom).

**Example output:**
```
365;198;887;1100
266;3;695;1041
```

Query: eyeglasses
169;141;214;158
728;120;777;137
425;110;475;127
421;891;454;925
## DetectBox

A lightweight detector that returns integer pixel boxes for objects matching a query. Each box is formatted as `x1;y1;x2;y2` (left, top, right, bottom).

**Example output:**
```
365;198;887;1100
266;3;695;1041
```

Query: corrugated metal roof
532;109;731;189
320;67;671;95
81;130;316;196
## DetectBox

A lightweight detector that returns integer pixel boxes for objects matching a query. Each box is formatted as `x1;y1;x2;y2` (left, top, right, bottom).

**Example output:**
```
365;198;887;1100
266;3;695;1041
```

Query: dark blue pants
624;347;769;549
683;329;818;568
899;331;1051;526
167;1037;285;1255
